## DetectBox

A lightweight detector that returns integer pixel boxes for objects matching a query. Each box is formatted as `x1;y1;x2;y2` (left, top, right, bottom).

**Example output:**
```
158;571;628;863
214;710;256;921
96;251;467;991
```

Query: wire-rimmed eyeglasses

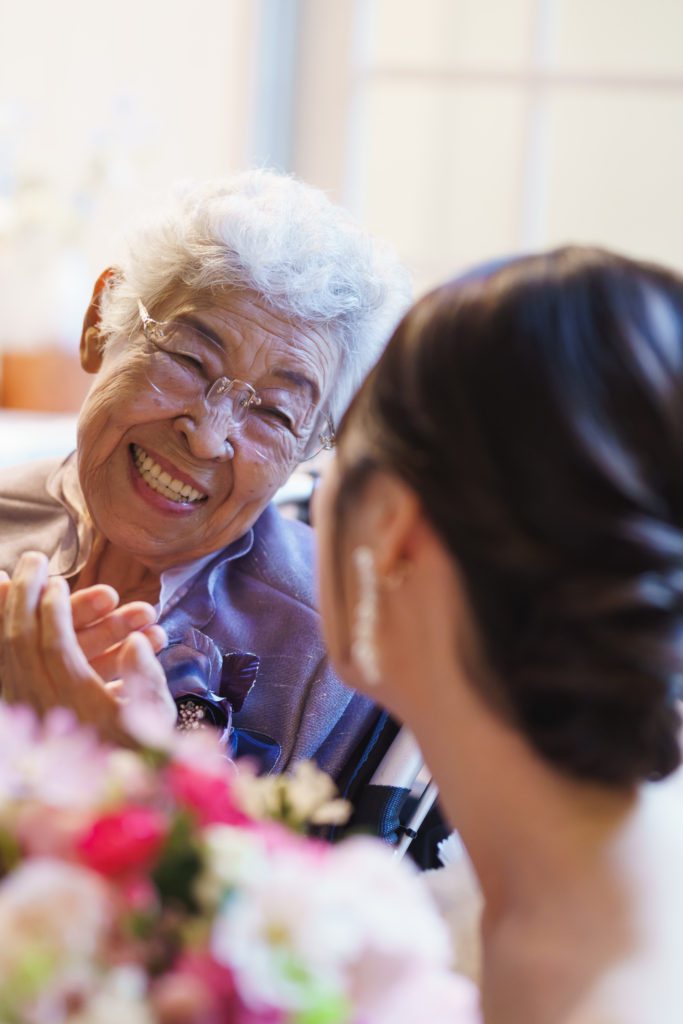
137;299;336;462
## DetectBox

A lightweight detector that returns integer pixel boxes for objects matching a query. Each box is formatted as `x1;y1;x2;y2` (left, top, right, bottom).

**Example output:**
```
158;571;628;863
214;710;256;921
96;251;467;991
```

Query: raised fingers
0;557;173;748
38;576;99;687
117;632;174;707
76;600;160;662
90;623;167;682
70;585;119;630
37;575;123;734
4;552;49;652
116;632;177;742
1;552;57;710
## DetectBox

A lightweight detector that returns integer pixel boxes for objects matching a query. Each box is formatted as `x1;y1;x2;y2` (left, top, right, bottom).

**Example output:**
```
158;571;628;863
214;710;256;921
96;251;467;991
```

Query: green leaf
279;961;350;1024
0;825;21;876
294;988;351;1024
151;811;203;913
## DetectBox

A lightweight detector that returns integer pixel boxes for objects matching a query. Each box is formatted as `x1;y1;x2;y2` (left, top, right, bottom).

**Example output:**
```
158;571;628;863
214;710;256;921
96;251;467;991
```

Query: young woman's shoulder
565;965;682;1024
566;771;683;1024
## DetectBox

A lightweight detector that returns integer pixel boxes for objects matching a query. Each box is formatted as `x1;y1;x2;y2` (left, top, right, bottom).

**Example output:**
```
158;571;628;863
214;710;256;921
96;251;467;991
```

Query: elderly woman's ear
80;267;118;373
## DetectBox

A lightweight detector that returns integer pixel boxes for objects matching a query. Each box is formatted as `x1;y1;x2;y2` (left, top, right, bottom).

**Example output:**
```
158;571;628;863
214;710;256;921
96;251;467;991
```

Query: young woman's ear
366;473;422;582
79;267;118;373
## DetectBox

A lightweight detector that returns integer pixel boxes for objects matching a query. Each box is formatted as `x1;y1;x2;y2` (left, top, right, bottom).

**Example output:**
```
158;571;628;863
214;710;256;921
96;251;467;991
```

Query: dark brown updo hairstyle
337;246;683;786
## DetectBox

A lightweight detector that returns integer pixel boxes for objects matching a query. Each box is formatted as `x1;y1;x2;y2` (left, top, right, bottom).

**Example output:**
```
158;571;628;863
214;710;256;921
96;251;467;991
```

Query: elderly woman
0;169;411;773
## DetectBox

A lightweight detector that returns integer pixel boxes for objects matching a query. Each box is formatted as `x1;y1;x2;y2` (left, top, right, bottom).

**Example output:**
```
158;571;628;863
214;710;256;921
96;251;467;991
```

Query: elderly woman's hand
0;552;174;744
65;580;167;680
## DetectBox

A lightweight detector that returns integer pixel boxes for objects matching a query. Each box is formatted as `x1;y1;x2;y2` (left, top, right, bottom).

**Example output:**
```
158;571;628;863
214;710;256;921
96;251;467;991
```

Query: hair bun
505;581;683;785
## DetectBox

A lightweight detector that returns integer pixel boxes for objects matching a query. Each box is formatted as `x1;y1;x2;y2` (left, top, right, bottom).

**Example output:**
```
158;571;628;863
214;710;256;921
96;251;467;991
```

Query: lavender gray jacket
0;455;379;780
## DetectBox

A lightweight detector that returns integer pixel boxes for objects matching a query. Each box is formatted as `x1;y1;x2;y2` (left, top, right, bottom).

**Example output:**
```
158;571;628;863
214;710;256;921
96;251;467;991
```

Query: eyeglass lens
141;316;333;460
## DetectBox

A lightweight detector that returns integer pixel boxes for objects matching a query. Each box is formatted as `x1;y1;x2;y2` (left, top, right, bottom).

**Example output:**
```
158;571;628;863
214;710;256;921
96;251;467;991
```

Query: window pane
542;90;683;266
371;0;536;69
357;82;527;293
554;0;683;75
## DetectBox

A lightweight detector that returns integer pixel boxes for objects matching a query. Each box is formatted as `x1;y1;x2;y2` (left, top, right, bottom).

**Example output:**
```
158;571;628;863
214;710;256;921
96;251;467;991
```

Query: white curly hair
98;169;412;434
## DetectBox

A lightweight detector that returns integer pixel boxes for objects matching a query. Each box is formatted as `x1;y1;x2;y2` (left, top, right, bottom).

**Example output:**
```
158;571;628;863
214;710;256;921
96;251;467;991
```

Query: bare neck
72;533;162;606
377;523;683;1022
413;679;633;900
404;665;683;1024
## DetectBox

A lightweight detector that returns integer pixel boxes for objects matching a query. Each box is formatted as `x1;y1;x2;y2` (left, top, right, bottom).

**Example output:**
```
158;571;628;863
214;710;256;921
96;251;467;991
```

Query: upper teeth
132;445;206;503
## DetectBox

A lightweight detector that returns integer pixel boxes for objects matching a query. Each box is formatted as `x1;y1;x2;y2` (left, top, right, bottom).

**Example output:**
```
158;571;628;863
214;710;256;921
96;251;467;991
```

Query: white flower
0;864;156;1024
327;836;453;1008
231;767;283;821
0;858;111;976
233;759;351;828
194;824;268;910
0;857;112;1023
282;761;344;821
103;749;156;803
210;835;454;1015
69;967;154;1024
210;843;348;1010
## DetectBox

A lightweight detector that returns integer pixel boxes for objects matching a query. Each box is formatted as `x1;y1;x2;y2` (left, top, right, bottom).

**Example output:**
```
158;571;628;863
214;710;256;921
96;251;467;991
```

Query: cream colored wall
290;0;683;298
0;0;259;352
3;0;683;352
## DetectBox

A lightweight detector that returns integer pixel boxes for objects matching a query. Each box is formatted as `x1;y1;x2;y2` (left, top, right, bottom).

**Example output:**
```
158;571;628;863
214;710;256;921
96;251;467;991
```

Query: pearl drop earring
351;545;381;685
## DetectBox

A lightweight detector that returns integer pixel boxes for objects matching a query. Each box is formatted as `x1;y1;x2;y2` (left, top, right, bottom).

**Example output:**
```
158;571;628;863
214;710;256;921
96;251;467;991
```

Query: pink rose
76;806;167;877
166;762;253;828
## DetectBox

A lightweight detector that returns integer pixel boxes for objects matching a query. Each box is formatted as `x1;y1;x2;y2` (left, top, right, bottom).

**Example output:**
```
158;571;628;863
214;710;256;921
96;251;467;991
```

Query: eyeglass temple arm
319;414;336;449
137;298;151;327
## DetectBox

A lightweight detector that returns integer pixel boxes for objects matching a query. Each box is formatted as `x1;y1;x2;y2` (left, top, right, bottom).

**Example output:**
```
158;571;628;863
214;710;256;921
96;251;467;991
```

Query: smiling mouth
131;444;207;504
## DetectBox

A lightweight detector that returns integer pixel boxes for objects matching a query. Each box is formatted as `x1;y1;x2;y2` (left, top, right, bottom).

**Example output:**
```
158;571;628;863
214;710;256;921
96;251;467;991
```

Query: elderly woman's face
77;288;337;570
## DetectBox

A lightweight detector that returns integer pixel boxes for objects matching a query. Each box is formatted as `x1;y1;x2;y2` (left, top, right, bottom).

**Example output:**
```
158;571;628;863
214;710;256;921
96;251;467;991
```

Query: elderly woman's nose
173;402;237;460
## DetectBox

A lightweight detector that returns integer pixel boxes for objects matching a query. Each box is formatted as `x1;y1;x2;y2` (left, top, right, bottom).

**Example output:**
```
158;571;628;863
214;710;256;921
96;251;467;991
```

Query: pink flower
0;703;474;1023
14;803;91;860
76;806;167;877
120;874;159;914
152;952;283;1024
0;704;112;809
358;967;481;1023
166;762;253;828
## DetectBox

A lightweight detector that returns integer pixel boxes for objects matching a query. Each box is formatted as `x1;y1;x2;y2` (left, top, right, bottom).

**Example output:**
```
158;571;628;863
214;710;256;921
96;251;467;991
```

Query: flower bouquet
0;702;479;1023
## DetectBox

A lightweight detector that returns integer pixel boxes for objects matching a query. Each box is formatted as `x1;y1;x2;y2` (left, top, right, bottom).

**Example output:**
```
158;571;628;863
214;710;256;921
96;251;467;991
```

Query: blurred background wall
1;0;682;415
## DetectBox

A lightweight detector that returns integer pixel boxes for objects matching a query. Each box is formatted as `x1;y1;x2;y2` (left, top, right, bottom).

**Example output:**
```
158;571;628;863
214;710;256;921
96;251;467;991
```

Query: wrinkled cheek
79;372;173;441
239;448;290;499
243;478;280;502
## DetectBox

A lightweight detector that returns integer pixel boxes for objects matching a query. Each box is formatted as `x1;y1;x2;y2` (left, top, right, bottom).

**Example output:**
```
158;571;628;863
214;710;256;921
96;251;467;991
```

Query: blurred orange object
1;348;91;413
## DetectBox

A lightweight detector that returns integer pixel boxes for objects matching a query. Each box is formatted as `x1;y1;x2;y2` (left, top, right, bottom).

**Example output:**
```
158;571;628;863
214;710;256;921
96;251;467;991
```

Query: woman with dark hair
314;246;683;1022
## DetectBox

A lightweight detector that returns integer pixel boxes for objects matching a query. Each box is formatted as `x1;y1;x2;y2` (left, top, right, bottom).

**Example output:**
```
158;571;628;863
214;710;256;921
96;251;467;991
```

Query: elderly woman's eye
256;404;296;432
170;350;206;373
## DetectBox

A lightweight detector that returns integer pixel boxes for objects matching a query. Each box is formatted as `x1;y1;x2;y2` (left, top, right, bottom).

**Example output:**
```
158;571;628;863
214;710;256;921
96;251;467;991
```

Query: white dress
423;831;483;985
